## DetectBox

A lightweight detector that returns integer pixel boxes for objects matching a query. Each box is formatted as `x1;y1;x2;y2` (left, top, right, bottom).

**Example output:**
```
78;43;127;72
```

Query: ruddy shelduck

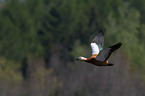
76;30;122;66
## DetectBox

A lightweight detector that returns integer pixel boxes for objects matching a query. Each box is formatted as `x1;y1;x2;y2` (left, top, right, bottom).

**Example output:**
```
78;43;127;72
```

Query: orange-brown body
86;54;109;66
86;58;109;66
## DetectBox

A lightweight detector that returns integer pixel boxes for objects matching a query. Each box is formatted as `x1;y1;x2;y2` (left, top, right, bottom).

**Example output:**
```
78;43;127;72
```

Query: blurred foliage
0;0;145;95
128;0;145;23
105;6;145;69
75;86;89;96
70;40;86;58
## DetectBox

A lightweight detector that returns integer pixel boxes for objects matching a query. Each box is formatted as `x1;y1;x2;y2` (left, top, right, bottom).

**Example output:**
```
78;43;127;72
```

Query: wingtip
99;29;103;32
99;29;104;35
109;42;122;52
92;29;104;43
118;42;123;46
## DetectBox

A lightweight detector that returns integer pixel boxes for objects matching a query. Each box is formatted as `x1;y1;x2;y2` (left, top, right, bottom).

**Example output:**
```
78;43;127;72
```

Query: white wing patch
90;43;99;55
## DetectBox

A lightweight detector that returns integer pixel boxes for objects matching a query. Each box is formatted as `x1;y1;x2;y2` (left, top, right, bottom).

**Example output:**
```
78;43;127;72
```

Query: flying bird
76;30;122;66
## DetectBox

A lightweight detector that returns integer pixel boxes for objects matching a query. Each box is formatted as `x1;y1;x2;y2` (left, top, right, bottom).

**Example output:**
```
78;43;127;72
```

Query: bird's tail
109;42;122;52
107;63;114;66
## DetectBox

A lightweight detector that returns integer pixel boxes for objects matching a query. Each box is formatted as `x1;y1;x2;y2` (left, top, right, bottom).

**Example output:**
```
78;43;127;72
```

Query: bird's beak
74;58;79;60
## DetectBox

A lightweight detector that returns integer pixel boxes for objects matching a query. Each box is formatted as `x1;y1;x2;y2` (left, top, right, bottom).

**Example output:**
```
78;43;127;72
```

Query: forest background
0;0;145;96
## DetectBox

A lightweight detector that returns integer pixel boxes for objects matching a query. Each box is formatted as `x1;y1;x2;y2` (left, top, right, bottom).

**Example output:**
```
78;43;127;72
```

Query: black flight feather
95;42;122;61
92;30;104;46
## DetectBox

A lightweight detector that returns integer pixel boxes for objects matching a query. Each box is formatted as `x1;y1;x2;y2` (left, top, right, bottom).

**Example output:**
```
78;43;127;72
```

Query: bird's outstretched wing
92;30;104;47
95;42;122;61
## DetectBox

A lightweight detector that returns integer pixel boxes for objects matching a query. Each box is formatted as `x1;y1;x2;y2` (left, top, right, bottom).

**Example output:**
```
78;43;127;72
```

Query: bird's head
75;56;87;61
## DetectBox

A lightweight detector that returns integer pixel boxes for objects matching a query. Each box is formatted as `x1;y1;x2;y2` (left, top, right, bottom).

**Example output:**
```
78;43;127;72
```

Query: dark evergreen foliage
0;0;145;95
